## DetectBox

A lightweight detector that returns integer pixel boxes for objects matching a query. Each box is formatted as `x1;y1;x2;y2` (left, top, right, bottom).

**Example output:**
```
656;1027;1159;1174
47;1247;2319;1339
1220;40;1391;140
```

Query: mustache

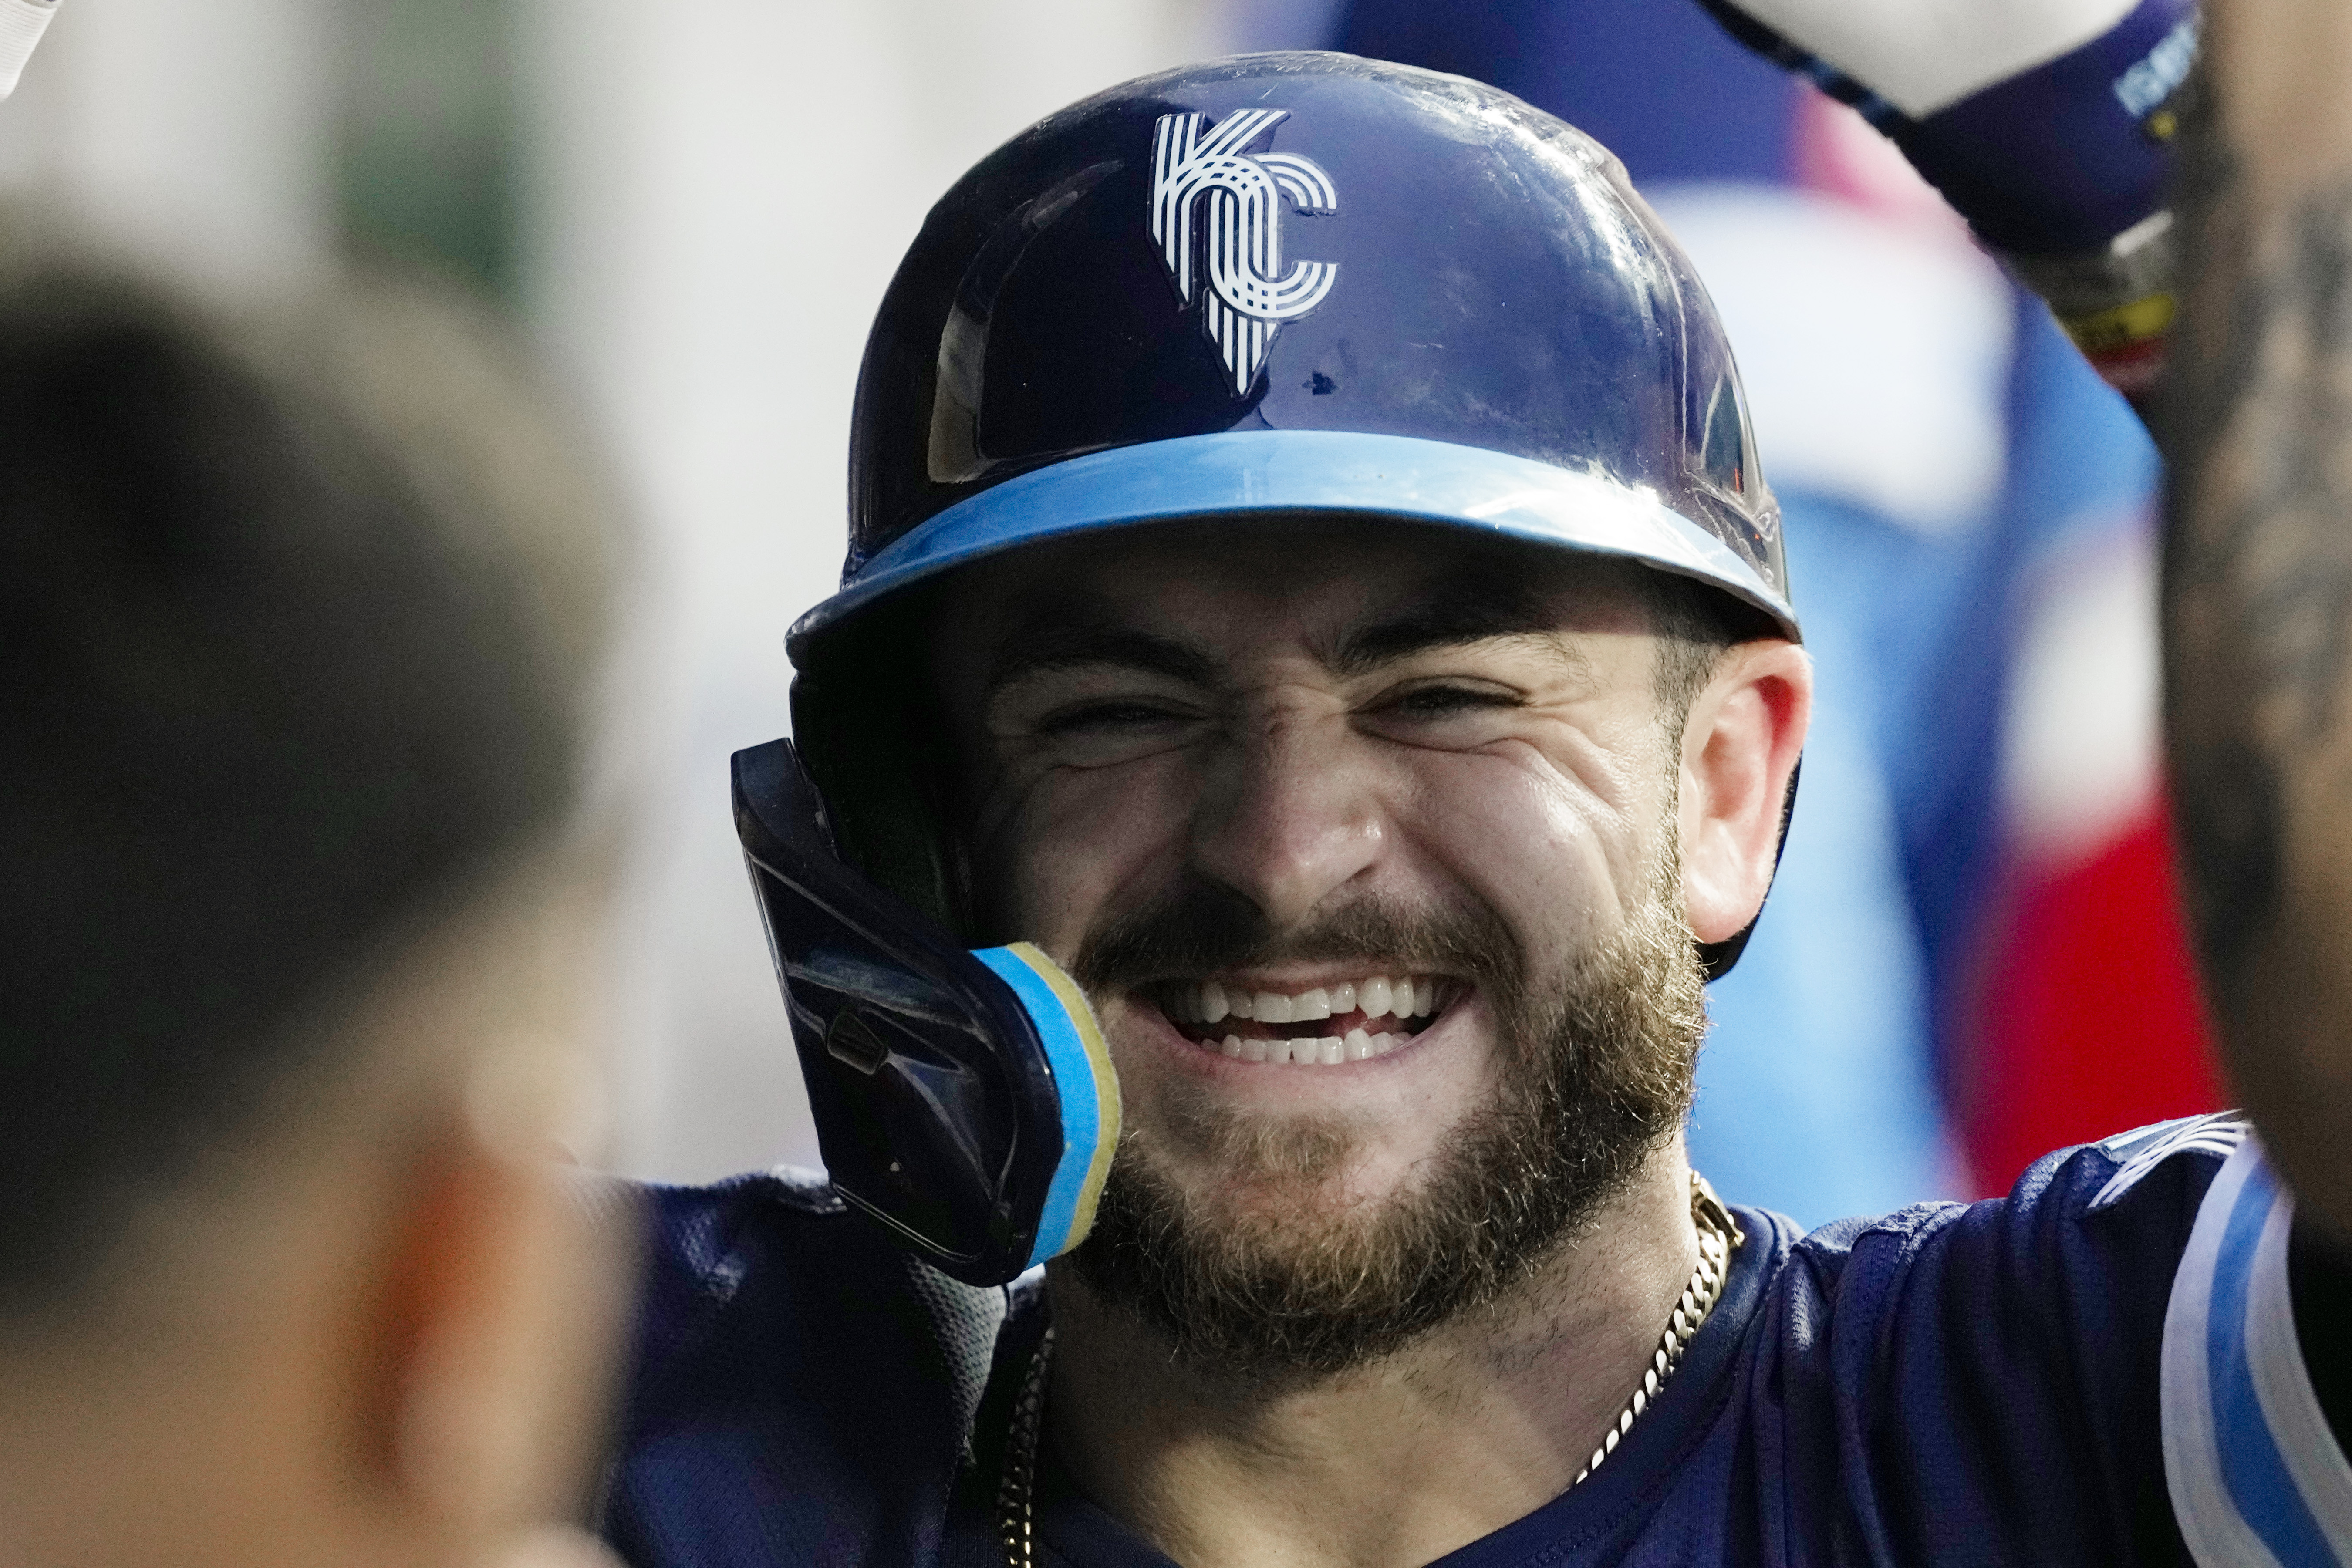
1070;878;1525;995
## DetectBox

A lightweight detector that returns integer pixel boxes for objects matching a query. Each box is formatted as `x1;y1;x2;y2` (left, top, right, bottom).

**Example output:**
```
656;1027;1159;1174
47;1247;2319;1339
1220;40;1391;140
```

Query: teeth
1399;978;1434;1016
1198;1025;1416;1067
1182;974;1448;1031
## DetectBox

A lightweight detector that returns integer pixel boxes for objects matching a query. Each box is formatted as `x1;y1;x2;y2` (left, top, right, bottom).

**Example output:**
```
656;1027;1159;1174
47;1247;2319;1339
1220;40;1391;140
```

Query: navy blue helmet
799;54;1791;656
735;53;1799;1285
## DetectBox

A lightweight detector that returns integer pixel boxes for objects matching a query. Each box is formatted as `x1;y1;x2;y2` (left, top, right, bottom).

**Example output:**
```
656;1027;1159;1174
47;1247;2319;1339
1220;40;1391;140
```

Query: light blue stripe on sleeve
2165;1136;2352;1566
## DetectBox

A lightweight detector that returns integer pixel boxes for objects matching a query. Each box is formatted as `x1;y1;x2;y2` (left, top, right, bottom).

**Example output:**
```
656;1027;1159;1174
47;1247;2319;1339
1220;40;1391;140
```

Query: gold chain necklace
995;1173;1743;1568
996;1322;1056;1568
1573;1172;1743;1484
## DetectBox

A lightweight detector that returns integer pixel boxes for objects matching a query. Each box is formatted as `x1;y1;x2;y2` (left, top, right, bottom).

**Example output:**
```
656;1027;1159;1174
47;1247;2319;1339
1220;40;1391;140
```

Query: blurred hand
490;1525;630;1568
1695;0;2196;401
0;0;56;101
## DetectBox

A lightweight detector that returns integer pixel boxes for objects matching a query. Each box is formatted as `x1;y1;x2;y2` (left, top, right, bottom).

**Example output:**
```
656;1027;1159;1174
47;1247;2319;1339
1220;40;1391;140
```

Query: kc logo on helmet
1150;110;1337;394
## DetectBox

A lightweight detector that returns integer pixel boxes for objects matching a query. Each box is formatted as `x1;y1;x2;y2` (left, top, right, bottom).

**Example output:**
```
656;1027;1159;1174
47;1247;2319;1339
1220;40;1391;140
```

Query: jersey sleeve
2161;1136;2352;1565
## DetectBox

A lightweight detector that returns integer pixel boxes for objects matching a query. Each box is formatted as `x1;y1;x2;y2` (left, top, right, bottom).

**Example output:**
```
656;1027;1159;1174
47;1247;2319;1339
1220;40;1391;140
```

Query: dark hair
0;239;615;1319
1637;566;1785;749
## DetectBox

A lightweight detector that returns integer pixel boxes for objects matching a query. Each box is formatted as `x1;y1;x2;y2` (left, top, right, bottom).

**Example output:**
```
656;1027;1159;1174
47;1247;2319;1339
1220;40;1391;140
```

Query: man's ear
361;1116;635;1546
1676;640;1812;946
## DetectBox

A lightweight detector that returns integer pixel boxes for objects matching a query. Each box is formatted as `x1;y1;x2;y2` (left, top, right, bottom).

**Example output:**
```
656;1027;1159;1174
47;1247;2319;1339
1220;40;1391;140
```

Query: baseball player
599;2;2352;1563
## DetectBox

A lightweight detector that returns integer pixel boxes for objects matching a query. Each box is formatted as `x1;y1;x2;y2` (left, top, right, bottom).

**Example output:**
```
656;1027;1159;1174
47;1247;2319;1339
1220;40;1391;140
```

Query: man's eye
1382;684;1518;718
1036;700;1188;737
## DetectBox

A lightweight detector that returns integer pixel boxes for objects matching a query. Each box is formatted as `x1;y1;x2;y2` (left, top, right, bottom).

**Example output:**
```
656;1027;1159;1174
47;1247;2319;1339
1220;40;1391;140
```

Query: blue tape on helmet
972;944;1122;1267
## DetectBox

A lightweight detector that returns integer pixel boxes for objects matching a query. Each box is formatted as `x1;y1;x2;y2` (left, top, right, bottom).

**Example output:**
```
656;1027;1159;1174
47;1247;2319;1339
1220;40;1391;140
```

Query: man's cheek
1097;994;1171;1073
1413;751;1640;965
1113;1050;1229;1162
1001;762;1196;948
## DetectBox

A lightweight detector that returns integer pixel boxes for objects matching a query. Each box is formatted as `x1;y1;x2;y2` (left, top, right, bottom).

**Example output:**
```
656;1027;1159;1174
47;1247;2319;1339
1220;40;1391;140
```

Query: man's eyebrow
1328;593;1585;677
982;620;1221;694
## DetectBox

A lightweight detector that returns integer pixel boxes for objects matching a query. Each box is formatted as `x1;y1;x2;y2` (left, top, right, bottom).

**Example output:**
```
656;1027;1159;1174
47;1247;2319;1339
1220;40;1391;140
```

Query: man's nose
1188;705;1384;930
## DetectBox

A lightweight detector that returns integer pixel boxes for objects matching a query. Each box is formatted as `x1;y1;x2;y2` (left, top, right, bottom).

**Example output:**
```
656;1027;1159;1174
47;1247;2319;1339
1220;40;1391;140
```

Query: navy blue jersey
598;1116;2351;1566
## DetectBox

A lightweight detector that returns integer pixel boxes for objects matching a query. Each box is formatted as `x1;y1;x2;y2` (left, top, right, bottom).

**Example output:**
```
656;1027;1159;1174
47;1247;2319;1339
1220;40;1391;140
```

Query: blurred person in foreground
0;226;634;1568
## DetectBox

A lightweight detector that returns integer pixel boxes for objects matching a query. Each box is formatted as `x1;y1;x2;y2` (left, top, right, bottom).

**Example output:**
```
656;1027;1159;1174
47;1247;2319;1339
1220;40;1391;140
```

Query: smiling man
928;524;1793;1406
602;37;2352;1568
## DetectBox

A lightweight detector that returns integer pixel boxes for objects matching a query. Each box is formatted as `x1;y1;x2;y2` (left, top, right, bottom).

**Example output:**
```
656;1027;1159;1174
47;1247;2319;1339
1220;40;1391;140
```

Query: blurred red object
1957;791;2227;1196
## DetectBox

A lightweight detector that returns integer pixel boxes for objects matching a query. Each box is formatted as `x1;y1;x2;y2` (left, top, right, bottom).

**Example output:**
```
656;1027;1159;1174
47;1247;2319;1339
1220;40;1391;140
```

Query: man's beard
1064;860;1707;1383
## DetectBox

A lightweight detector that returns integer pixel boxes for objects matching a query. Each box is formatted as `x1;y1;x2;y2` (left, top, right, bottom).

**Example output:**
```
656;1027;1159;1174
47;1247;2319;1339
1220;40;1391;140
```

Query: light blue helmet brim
786;428;1798;661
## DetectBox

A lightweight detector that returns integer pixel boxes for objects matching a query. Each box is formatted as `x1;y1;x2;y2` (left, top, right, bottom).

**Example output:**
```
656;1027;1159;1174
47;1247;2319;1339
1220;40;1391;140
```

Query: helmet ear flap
1695;926;1754;984
789;617;974;941
732;734;1117;1283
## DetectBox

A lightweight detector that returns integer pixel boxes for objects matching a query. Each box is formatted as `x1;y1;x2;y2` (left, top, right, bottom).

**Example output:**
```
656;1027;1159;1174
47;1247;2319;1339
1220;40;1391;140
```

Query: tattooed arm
2165;0;2352;1240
